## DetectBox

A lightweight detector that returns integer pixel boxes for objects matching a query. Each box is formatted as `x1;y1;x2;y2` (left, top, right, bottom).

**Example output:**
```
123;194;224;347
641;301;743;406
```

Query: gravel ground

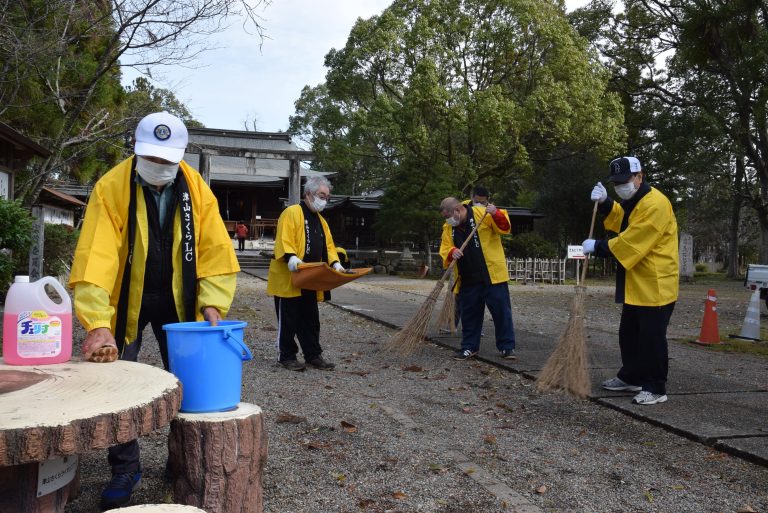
65;273;768;513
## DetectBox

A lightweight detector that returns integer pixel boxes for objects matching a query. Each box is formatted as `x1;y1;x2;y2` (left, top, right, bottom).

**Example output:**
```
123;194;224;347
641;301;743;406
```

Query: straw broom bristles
536;286;590;398
435;275;458;333
386;279;447;355
536;201;599;399
387;211;488;355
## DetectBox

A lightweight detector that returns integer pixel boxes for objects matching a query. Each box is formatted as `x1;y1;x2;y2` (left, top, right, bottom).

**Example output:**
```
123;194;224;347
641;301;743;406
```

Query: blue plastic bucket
163;320;252;413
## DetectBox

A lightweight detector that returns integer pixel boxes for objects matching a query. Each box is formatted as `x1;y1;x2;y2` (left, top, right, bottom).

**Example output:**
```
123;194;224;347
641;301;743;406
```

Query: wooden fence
506;258;566;284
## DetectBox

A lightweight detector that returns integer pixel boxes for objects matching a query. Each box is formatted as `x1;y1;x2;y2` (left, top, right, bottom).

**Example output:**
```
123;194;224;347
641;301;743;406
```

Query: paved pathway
247;270;768;467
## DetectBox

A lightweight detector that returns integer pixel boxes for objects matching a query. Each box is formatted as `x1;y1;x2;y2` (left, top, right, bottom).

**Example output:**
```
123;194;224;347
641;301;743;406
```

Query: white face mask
136;156;178;186
445;215;460;227
472;202;486;208
615;180;637;200
311;196;327;212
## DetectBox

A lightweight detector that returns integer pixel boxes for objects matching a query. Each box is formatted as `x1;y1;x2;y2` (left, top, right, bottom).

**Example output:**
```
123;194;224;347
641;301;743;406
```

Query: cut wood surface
169;402;267;513
0;359;181;466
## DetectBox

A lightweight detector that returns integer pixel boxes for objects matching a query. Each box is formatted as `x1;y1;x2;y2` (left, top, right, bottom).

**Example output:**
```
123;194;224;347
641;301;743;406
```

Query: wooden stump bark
0;460;79;513
168;403;267;513
0;360;181;513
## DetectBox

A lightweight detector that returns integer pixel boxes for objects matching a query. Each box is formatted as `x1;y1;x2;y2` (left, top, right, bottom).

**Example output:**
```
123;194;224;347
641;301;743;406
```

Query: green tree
0;0;268;203
598;0;768;265
0;199;34;294
290;0;626;258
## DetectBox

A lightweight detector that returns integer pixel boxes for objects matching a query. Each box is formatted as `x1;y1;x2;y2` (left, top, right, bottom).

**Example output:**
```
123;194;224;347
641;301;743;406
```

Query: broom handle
438;211;490;285
580;200;600;284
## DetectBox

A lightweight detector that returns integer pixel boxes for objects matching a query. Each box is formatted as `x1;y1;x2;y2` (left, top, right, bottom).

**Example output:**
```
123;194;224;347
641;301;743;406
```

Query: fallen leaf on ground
429;463;448;474
341;420;358;433
737;506;757;513
358;498;375;509
276;412;306;424
483;435;497;445
302;441;330;450
536;485;547;494
392;491;407;500
402;365;423;372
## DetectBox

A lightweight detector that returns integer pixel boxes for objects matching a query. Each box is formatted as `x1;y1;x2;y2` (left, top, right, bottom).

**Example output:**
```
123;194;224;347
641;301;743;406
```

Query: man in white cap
582;156;679;406
69;112;240;509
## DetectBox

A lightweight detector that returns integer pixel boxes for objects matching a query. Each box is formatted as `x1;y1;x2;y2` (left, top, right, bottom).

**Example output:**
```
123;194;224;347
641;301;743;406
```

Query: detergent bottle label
15;310;63;358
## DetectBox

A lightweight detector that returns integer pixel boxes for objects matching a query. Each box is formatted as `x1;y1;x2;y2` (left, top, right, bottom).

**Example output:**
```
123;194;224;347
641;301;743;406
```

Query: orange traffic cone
696;288;721;344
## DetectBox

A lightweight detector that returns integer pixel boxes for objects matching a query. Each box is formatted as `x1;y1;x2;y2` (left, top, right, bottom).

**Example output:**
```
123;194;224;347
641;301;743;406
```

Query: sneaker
453;349;478;361
100;470;142;510
501;349;516;360
602;377;642;392
307;356;335;370
279;359;306;371
632;391;668;405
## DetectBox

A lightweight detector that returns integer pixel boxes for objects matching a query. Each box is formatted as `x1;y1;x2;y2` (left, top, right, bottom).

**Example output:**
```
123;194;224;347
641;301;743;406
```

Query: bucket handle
223;328;253;361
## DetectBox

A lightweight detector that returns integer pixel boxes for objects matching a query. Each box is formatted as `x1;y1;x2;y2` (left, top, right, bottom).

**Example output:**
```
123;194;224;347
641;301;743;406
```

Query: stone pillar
288;158;301;205
679;232;694;282
28;206;44;280
198;152;212;186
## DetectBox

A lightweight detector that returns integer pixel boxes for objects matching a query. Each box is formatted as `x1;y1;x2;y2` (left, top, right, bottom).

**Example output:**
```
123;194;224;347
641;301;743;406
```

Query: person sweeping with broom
582;156;679;405
439;197;516;361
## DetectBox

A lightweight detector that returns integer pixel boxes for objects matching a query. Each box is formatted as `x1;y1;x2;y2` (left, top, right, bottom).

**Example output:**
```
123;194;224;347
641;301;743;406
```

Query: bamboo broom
435;270;458;333
387;211;488;355
536;201;599;398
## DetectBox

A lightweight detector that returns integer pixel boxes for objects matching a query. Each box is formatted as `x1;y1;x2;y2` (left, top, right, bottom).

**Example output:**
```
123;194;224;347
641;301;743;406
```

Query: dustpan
291;262;373;291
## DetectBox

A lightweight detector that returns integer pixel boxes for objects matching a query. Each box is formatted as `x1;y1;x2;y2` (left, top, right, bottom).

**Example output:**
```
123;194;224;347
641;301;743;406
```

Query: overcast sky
122;0;590;138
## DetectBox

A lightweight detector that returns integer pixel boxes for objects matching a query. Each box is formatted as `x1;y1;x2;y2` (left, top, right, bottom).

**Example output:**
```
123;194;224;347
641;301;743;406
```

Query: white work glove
591;182;607;204
582;239;596;254
450;247;463;260
332;262;345;272
287;255;303;272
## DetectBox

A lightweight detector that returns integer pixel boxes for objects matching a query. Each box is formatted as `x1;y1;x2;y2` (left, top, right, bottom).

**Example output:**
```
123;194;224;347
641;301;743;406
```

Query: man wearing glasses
267;175;344;371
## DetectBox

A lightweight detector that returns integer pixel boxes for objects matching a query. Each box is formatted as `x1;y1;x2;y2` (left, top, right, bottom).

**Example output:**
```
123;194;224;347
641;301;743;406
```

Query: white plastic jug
2;275;72;365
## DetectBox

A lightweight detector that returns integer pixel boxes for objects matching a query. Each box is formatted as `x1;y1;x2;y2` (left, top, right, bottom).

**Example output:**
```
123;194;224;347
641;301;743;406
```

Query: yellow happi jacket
604;187;679;306
266;203;340;300
439;205;511;290
69;157;239;345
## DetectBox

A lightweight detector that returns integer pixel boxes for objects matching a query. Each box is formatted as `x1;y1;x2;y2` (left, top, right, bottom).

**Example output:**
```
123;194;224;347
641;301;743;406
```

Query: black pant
108;293;179;474
238;237;245;251
275;295;322;362
616;302;675;395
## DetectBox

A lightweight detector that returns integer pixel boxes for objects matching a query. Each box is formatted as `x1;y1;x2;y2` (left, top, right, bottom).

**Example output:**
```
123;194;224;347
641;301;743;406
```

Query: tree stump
0;360;181;513
168;403;267;513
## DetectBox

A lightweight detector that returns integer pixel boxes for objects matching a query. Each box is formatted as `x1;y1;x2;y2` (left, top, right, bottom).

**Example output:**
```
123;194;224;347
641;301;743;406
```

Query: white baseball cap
134;112;188;163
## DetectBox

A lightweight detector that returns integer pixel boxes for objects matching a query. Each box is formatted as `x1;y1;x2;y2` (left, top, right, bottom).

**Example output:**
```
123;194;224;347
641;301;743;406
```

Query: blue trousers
458;282;515;353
